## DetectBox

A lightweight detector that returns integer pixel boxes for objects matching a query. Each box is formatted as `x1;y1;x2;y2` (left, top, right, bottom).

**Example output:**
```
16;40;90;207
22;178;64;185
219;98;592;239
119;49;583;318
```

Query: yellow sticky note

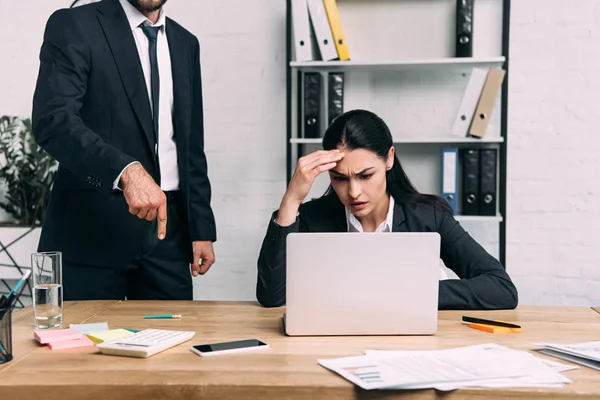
86;329;135;343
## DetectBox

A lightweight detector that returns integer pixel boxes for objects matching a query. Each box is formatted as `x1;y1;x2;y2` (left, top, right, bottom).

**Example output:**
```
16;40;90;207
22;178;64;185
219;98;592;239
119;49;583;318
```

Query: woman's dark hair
322;109;452;213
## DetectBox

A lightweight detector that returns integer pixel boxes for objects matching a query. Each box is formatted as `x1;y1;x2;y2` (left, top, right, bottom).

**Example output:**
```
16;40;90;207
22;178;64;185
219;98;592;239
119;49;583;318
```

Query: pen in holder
0;305;13;364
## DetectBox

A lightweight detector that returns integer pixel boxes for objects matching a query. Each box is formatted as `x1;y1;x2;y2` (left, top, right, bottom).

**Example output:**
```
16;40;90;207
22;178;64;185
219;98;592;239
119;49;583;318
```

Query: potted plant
0;115;57;291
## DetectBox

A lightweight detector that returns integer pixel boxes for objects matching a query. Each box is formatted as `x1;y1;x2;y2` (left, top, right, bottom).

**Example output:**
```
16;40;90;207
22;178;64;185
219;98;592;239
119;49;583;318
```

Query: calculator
96;329;196;358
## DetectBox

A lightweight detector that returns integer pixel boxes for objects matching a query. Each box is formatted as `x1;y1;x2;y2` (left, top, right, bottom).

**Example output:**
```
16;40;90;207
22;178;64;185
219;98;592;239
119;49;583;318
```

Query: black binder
303;72;321;138
479;149;497;216
456;0;474;57
327;72;344;125
461;148;479;215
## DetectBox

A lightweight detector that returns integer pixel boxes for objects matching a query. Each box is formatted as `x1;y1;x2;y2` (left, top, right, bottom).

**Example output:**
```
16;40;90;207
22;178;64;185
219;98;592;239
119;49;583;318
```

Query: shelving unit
285;0;510;266
290;56;506;71
290;137;505;144
455;215;503;223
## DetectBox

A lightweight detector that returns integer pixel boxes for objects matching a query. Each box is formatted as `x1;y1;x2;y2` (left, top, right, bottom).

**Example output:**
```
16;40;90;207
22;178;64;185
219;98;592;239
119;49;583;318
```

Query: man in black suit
32;0;217;300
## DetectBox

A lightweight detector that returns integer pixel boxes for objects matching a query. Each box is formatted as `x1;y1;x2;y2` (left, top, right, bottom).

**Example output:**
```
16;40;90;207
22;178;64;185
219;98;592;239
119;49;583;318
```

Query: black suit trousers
62;192;193;301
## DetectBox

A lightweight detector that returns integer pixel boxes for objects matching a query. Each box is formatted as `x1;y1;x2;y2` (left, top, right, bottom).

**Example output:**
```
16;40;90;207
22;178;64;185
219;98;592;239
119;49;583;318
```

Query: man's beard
127;0;168;13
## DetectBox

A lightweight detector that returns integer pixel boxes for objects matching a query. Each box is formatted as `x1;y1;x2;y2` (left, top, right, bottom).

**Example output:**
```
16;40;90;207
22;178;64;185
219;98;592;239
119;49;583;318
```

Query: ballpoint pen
462;316;521;329
5;270;32;308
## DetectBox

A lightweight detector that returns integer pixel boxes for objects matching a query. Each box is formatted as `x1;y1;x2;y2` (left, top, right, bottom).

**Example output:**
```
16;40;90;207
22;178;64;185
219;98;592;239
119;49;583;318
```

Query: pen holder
0;306;13;364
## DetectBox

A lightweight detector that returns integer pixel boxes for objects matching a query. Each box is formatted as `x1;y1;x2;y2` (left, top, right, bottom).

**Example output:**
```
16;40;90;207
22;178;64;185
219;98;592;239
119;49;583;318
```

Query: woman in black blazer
256;110;518;310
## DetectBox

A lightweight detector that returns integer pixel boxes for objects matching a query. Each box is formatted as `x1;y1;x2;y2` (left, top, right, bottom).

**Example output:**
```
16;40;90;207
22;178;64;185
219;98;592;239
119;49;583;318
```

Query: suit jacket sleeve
32;10;136;195
188;37;216;241
256;212;305;307
436;204;518;310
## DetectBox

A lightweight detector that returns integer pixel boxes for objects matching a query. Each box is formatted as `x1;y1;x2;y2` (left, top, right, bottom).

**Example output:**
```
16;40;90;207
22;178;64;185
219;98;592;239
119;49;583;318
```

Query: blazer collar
392;200;407;232
97;0;155;155
97;1;191;155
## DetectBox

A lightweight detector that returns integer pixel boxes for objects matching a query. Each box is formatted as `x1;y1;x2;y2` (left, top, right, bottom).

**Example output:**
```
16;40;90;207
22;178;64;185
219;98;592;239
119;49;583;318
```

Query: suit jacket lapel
315;193;347;232
97;0;155;155
330;197;347;232
166;18;191;147
392;201;408;232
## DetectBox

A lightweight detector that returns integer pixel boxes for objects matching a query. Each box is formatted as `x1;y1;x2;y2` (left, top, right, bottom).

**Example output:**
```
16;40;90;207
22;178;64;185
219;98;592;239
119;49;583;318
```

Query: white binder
291;0;314;62
306;0;338;61
451;67;488;137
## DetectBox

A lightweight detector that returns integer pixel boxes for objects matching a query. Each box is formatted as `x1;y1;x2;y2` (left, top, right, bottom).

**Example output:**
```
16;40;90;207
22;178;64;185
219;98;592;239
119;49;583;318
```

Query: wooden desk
1;301;599;399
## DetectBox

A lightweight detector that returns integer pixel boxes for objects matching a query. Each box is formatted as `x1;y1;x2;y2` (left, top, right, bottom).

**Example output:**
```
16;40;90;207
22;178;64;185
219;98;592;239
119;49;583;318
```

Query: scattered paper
536;342;600;371
536;355;580;373
366;344;578;373
319;344;572;391
537;349;600;372
537;342;600;363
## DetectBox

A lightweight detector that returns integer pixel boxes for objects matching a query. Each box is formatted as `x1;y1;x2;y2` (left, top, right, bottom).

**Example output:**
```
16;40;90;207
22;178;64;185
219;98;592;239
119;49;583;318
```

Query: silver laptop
284;232;440;336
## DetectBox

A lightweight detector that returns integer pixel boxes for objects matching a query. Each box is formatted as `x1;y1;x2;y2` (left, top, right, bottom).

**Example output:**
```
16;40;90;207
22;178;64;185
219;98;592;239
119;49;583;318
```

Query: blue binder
442;148;459;214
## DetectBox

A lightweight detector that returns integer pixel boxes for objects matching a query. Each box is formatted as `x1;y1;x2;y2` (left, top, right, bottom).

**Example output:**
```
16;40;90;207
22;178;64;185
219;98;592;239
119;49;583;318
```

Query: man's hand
120;163;167;240
191;241;215;277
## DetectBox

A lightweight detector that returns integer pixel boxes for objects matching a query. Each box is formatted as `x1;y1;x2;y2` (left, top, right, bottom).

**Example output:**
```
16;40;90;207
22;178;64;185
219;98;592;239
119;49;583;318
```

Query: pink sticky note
47;335;95;350
34;328;83;344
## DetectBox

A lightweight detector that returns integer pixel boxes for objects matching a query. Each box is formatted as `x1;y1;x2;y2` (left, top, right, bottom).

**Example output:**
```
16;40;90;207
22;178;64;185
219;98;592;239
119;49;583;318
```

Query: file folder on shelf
291;0;315;62
461;149;480;215
323;0;351;61
303;72;322;138
306;0;338;61
442;148;459;215
479;149;497;216
451;67;488;137
456;0;474;57
327;72;344;125
469;67;506;138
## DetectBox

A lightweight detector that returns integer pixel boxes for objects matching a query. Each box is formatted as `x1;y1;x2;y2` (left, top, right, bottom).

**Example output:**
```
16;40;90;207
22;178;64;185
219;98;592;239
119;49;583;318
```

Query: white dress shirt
113;0;179;191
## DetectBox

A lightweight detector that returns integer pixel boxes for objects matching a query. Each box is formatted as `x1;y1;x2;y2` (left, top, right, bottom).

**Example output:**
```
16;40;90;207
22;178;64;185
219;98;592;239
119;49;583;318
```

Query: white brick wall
508;1;600;306
0;0;598;306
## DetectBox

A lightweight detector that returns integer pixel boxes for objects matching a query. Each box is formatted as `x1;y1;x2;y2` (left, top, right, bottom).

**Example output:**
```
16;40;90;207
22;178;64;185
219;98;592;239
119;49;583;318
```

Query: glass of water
31;252;63;329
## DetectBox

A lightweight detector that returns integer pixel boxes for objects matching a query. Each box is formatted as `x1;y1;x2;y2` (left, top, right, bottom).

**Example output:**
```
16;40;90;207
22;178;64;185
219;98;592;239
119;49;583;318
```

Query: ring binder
303;72;322;138
461;148;480;215
291;0;315;62
479;149;497;216
456;0;474;58
327;72;344;125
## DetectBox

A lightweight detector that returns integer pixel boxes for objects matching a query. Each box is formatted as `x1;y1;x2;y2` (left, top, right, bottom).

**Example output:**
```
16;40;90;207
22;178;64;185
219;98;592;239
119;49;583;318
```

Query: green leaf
0;115;57;225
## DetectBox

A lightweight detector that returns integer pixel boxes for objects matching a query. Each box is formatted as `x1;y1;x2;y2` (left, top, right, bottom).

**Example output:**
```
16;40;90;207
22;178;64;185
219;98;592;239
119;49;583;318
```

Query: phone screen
193;339;267;353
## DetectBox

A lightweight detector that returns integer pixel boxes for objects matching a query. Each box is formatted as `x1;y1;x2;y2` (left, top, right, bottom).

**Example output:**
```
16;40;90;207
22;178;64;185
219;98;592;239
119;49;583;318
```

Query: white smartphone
190;339;269;357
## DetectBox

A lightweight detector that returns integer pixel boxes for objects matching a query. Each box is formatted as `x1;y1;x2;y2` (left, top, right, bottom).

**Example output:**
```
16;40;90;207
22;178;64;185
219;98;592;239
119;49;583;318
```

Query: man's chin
128;0;167;13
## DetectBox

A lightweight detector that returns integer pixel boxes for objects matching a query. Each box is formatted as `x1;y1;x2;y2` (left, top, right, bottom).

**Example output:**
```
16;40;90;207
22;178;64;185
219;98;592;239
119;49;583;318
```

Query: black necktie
140;25;161;147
